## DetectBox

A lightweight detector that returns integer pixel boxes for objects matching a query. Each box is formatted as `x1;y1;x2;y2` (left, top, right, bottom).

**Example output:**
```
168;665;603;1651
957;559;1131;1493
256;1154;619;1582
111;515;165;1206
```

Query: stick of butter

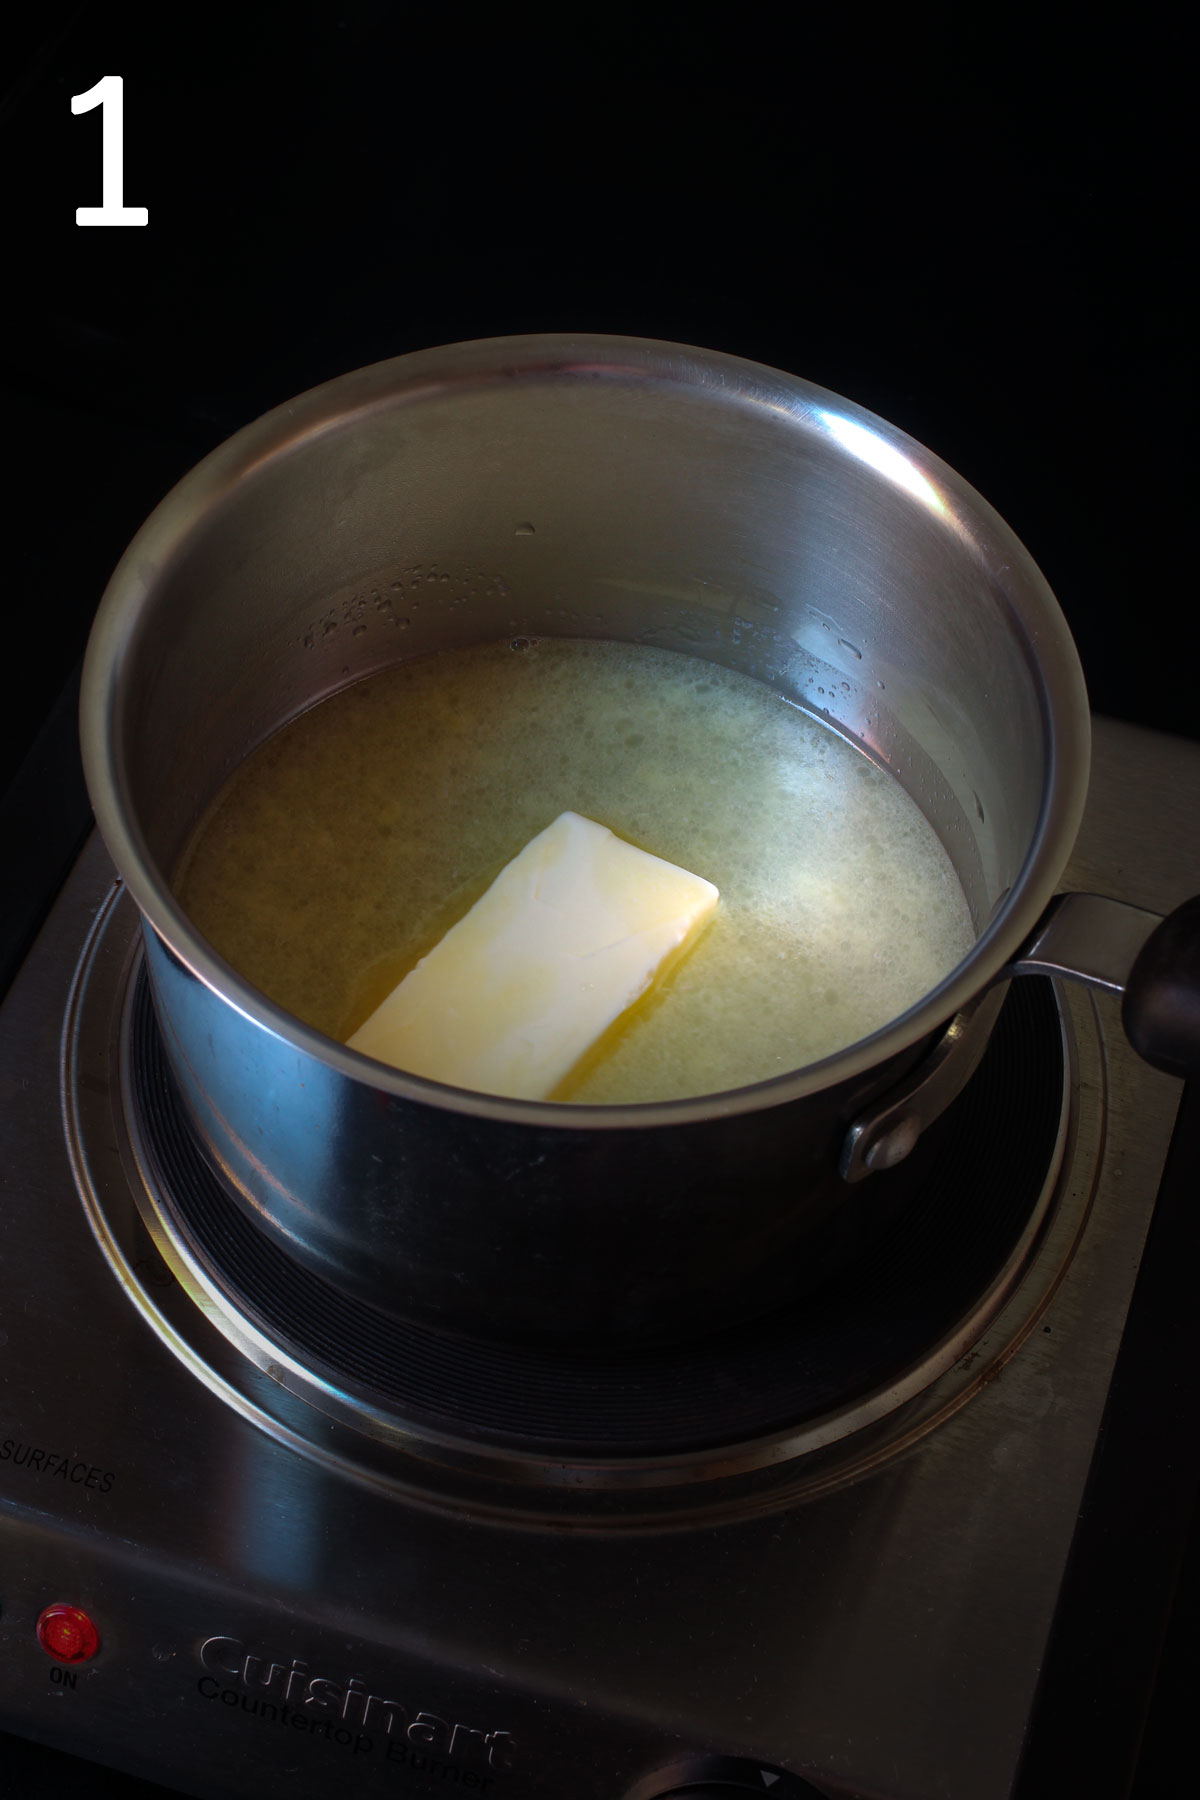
346;811;719;1100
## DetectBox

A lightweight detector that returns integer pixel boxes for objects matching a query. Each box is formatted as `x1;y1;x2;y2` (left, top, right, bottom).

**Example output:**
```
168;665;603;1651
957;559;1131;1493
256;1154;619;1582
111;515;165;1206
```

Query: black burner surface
127;973;1066;1458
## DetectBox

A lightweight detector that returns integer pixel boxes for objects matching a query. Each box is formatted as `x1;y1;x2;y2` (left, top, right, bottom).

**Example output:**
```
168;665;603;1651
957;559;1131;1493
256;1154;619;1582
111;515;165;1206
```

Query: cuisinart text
199;1636;516;1774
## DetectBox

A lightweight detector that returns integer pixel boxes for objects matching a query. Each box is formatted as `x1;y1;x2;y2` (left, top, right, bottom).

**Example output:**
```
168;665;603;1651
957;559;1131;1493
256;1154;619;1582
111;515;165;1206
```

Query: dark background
0;3;1195;793
1;4;1196;1797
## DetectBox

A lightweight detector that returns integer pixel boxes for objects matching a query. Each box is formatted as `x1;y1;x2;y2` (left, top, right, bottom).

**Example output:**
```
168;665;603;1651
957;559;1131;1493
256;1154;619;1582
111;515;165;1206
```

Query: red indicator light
36;1604;100;1664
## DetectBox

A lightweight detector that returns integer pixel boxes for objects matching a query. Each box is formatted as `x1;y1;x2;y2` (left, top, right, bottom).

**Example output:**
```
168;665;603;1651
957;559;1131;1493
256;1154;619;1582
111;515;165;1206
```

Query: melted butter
174;638;976;1102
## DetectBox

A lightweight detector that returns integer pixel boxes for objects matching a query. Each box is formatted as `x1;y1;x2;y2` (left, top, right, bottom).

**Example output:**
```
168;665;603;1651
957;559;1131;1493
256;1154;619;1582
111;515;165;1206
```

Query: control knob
626;1755;829;1798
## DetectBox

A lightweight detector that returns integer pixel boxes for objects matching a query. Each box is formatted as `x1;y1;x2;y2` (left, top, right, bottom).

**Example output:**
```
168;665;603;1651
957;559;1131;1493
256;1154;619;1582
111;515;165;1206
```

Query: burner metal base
2;717;1196;1799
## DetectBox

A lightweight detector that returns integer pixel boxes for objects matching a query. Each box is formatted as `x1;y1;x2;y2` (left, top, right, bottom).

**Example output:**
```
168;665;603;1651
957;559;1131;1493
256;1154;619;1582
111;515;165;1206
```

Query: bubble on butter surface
175;638;976;1102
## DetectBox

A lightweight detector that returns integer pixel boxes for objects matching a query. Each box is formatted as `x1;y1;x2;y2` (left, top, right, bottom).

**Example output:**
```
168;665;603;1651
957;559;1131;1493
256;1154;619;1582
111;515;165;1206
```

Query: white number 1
72;76;148;227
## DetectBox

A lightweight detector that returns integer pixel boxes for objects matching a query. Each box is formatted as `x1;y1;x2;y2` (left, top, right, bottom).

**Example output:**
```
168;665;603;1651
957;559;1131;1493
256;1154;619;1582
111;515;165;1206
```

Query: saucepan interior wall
110;367;1047;926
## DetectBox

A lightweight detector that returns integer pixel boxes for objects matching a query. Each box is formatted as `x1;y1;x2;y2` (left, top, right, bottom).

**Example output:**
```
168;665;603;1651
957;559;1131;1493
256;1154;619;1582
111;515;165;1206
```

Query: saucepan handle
1123;897;1200;1077
841;891;1200;1182
1006;891;1200;1079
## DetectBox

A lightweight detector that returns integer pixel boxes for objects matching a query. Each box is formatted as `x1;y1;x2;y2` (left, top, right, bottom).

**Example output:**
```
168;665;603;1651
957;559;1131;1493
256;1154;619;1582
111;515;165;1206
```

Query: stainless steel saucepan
79;336;1200;1344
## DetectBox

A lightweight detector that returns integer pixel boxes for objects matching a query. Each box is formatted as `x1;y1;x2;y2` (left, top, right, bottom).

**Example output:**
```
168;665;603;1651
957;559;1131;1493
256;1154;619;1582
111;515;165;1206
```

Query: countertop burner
3;716;1199;1800
111;958;1068;1466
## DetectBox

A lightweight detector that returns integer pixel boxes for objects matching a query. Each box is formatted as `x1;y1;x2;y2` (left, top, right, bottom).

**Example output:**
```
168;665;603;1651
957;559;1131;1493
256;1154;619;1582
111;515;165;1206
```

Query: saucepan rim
79;332;1092;1129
